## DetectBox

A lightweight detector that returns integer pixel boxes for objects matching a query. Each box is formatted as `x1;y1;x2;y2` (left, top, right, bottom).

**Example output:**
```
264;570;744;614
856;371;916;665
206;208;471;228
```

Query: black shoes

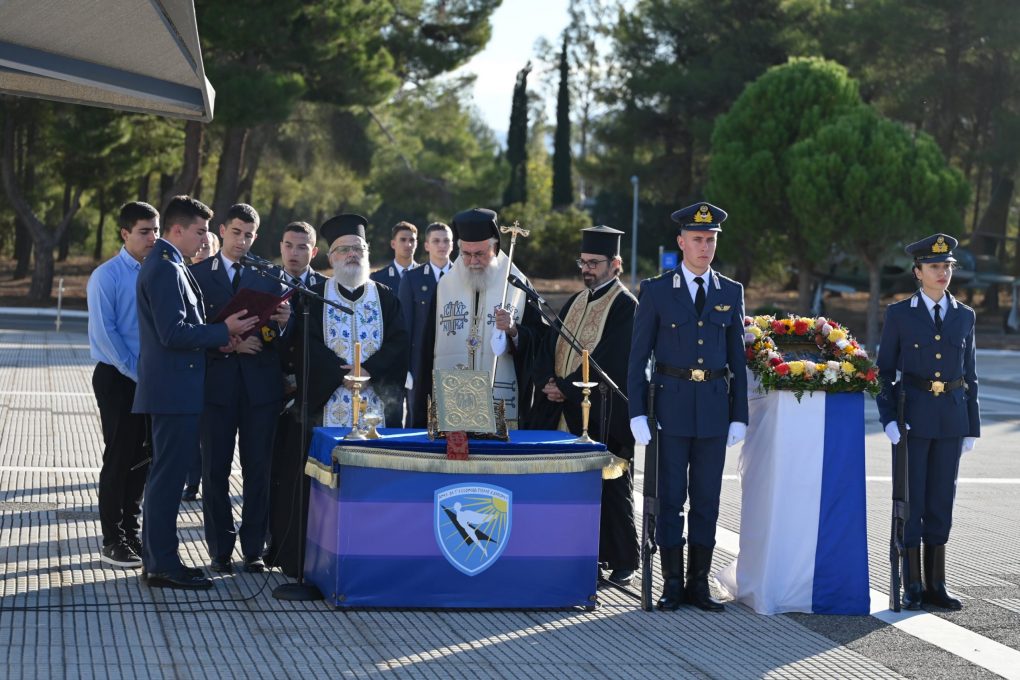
607;569;636;586
124;535;143;559
685;544;725;612
145;570;213;590
902;546;923;610
243;556;266;573
182;485;199;502
923;544;963;610
100;542;143;569
210;557;234;574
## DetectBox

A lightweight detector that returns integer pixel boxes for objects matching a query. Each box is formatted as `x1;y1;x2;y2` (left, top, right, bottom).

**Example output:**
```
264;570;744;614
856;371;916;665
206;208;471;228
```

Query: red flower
768;356;783;367
866;368;877;381
771;320;787;335
793;319;810;335
814;333;824;345
775;363;790;376
746;348;756;361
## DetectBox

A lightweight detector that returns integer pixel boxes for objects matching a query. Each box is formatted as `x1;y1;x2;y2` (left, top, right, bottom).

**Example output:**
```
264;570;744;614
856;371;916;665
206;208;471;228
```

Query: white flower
820;323;833;336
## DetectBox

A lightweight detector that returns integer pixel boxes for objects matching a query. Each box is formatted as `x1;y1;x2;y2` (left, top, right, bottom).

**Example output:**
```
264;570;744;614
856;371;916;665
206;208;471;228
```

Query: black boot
656;547;685;611
685;544;724;612
923;544;962;610
902;546;923;610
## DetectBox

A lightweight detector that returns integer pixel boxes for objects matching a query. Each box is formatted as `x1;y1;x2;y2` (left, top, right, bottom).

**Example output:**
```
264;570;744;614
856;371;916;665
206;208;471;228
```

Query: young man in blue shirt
87;201;160;568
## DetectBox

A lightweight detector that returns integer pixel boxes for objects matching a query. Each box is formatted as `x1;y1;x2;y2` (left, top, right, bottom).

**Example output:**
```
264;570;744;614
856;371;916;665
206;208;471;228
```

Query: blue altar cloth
304;428;612;609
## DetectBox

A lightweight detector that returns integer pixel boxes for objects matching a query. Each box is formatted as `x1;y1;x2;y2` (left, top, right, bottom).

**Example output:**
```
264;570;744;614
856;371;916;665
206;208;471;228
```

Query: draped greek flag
717;390;871;615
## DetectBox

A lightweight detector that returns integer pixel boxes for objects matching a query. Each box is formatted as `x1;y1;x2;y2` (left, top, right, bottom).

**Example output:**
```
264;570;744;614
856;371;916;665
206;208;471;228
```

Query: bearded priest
297;214;409;429
410;208;546;429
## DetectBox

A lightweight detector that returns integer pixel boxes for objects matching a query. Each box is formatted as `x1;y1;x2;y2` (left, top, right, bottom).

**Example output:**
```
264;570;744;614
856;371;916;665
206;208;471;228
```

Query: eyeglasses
576;258;608;270
459;250;492;261
329;245;367;255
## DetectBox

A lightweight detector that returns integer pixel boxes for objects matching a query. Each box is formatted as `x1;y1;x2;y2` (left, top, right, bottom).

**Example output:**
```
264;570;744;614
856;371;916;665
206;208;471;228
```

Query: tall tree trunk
13;116;35;279
161;120;205;211
236;125;269;205
974;174;1014;313
212;126;250;223
866;260;883;352
93;187;107;261
57;182;72;261
795;251;814;314
137;173;150;203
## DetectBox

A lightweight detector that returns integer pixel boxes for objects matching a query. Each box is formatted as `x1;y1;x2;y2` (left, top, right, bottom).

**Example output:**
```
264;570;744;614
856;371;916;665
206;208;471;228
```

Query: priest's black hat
452;208;500;244
581;225;624;257
320;213;367;244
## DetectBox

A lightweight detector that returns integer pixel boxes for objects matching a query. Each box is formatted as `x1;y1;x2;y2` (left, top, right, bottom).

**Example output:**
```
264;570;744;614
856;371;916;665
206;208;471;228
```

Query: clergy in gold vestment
529;225;639;586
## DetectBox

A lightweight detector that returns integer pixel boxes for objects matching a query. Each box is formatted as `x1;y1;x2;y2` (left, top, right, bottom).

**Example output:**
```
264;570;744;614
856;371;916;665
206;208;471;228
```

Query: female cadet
877;233;980;611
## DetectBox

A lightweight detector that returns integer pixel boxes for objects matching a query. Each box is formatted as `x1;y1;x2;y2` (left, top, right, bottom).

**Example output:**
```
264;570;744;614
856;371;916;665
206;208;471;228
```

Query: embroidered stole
433;251;526;428
553;281;624;431
322;280;386;427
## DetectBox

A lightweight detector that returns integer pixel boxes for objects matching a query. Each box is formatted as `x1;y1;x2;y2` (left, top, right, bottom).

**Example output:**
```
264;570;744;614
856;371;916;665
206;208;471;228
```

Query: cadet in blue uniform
134;195;257;589
627;202;748;612
398;222;453;426
370;220;419;290
190;204;291;574
877;233;979;611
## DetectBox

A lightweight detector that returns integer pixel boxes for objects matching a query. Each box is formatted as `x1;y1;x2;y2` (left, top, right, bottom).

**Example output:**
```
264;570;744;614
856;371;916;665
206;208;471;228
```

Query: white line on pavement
0;391;95;397
721;474;1020;484
714;526;1020;680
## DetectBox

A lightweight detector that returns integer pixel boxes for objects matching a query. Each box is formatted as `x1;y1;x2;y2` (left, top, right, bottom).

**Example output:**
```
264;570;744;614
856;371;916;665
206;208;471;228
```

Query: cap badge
693;205;714;224
932;236;948;254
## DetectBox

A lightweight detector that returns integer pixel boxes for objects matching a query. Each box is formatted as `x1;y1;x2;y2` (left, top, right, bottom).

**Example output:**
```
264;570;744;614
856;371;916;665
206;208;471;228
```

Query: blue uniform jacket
133;239;230;415
627;268;749;438
189;254;289;408
370;261;418;292
397;262;442;380
876;291;980;439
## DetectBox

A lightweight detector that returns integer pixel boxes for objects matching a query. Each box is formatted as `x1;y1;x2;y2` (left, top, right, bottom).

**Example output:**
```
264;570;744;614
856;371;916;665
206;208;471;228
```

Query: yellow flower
841;361;855;374
747;325;762;339
755;316;770;329
783;319;795;330
805;318;816;329
787;361;805;376
815;363;827;373
828;328;847;343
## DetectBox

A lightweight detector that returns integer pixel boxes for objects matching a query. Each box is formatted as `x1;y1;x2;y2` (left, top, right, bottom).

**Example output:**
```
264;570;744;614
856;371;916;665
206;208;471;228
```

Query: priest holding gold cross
411;208;547;430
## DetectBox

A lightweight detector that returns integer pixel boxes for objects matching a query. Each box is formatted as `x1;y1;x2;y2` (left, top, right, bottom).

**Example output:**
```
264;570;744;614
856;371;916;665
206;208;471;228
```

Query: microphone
239;252;278;270
507;273;546;306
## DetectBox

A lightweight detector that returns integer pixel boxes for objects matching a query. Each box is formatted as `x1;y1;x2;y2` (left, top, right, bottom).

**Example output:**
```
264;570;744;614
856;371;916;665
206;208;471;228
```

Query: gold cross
499;220;530;241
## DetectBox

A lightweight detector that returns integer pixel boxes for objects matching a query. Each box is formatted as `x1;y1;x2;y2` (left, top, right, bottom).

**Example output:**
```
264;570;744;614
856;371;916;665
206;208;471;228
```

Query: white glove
962;437;977;454
727;422;747;448
884;422;901;445
630;416;651;445
490;330;508;356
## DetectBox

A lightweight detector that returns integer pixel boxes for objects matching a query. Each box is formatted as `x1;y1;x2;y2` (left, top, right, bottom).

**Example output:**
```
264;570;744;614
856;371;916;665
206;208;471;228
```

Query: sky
450;0;572;138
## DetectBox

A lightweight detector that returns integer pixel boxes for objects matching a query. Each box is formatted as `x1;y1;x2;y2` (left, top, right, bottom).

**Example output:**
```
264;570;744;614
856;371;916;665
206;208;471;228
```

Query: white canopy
0;0;214;121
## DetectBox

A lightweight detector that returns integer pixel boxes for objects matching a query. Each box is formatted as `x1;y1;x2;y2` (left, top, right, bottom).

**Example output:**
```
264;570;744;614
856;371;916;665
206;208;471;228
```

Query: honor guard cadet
627;202;748;612
877;233;979;611
370;221;420;290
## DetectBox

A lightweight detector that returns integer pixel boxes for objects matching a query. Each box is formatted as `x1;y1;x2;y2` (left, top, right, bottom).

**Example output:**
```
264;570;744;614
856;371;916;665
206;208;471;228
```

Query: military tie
693;276;706;316
934;301;943;331
231;262;241;292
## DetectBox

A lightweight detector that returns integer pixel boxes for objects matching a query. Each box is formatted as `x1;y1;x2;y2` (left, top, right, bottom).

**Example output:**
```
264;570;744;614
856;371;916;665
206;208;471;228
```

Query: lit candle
354;341;361;377
582;349;590;383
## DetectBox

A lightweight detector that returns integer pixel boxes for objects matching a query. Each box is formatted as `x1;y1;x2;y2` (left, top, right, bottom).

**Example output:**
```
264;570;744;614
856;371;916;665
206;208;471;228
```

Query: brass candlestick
343;376;370;440
571;380;599;444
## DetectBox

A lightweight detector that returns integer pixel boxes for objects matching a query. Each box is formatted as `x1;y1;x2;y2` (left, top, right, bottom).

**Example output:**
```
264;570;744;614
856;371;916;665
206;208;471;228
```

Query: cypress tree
503;61;531;206
552;37;573;209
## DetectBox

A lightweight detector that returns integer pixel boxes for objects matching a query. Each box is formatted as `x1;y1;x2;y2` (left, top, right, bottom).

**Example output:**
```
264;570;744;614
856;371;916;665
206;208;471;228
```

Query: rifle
889;383;909;612
640;382;660;611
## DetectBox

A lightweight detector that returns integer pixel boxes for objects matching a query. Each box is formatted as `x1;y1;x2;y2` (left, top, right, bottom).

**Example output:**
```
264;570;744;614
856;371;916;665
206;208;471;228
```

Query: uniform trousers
600;460;639;570
143;413;200;573
657;434;727;549
901;434;962;547
92;362;148;547
201;391;279;561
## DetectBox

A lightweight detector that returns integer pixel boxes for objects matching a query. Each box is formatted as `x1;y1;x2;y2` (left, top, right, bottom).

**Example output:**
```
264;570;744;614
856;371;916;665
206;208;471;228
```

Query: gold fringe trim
305;458;338;488
329;445;619;476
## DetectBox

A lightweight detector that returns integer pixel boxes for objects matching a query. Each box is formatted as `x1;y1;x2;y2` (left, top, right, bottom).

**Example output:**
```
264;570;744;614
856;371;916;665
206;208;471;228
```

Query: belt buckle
930;380;945;396
691;369;705;382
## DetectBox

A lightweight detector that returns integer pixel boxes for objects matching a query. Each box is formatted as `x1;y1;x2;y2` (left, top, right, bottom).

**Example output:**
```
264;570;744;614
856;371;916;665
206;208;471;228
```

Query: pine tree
552;38;573;209
503;62;532;206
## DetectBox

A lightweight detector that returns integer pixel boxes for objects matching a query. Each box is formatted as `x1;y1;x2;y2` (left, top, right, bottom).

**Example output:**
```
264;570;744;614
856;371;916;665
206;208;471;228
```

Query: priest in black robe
266;213;408;576
528;226;640;586
410;208;546;430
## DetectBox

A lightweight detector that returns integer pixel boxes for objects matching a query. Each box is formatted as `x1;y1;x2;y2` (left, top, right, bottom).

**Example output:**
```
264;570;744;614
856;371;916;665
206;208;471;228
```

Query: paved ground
0;324;1018;679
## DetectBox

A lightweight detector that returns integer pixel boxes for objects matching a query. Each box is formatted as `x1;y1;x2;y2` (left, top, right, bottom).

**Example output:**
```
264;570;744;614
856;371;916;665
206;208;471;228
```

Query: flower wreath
743;315;880;399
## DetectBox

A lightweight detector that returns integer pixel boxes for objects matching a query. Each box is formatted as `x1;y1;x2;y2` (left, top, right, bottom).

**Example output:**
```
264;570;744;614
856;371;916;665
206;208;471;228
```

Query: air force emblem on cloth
435;484;512;576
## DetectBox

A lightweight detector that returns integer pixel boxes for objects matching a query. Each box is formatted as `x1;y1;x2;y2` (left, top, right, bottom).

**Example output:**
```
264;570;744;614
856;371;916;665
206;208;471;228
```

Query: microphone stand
513;278;641;602
244;259;351;601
